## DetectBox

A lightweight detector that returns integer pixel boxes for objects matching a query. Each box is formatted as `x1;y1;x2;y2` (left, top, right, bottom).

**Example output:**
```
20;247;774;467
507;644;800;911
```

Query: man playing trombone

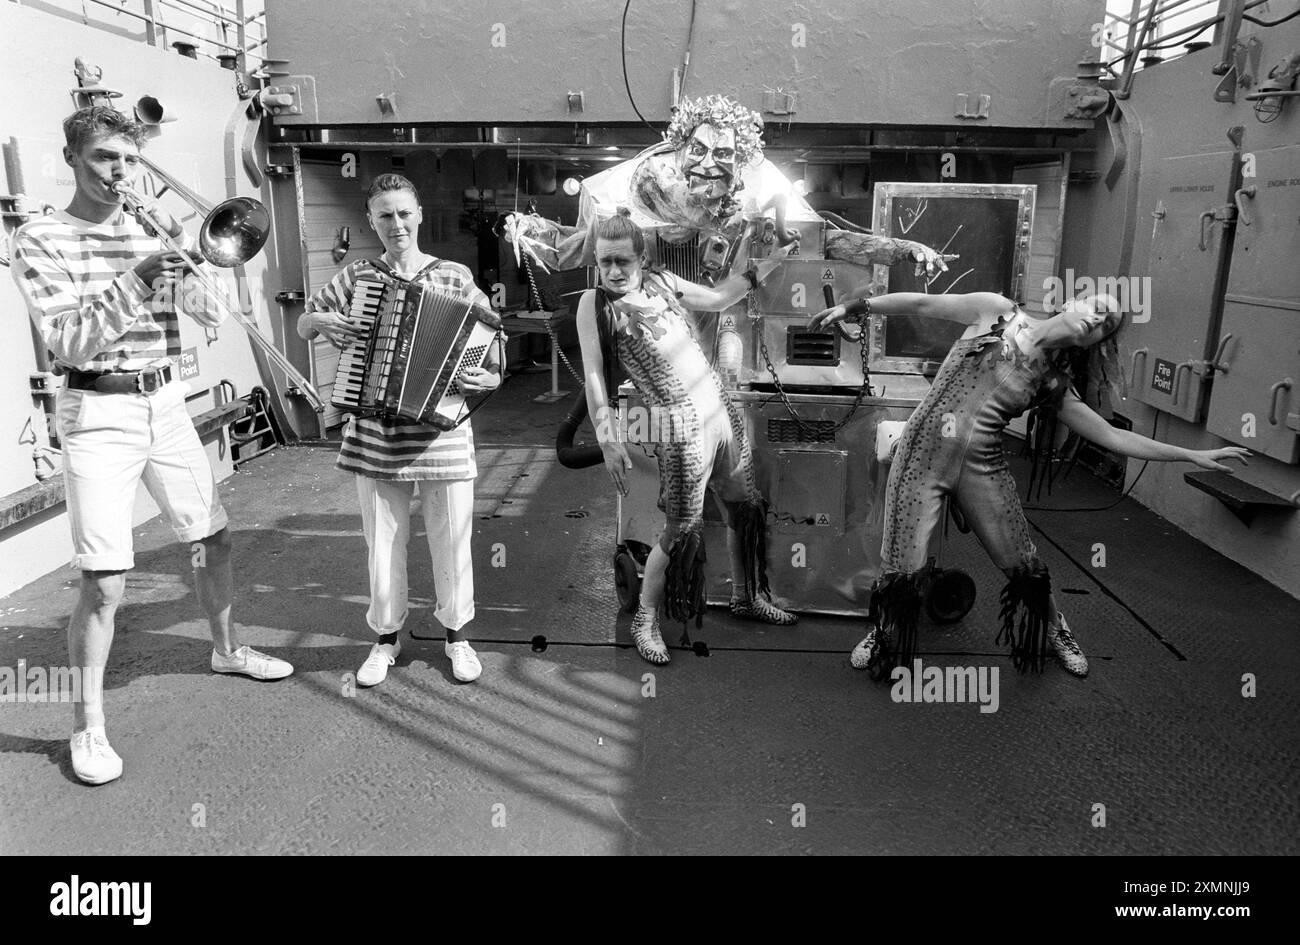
9;106;293;786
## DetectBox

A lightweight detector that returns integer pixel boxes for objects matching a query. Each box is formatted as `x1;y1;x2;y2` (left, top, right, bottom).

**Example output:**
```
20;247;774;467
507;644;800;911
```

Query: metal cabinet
1208;301;1300;462
1129;152;1237;422
1205;145;1300;463
742;258;875;388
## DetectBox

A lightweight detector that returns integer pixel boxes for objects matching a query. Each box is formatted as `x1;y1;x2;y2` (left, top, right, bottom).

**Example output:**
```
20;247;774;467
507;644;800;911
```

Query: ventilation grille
767;418;837;443
786;328;840;365
655;233;702;283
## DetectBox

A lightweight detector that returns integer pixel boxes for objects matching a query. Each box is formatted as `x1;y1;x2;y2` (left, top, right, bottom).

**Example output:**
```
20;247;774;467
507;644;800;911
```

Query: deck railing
1100;0;1288;97
10;0;268;68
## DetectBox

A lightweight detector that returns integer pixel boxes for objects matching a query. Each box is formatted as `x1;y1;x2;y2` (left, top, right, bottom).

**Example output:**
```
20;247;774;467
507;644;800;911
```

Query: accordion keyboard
332;279;389;410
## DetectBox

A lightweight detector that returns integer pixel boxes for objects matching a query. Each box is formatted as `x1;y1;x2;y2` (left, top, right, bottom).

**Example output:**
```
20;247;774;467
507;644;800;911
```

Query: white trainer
211;645;294;681
357;641;400;687
444;641;482;683
70;727;123;786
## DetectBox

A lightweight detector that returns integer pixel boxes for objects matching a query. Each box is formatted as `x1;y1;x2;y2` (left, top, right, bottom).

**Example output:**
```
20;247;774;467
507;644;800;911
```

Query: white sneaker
211;645;294;680
357;641;400;687
444;641;482;683
70;727;123;785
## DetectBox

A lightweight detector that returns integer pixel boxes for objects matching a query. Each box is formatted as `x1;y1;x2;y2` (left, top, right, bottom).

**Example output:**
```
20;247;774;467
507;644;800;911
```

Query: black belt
65;364;174;394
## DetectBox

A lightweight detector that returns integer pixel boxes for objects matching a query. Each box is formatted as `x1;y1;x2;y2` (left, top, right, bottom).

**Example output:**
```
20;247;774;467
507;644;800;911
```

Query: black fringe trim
996;560;1053;673
733;498;771;601
866;572;925;680
663;525;707;646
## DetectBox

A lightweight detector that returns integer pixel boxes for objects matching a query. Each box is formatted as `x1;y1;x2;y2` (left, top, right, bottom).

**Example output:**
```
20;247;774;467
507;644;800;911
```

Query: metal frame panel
872;182;1036;376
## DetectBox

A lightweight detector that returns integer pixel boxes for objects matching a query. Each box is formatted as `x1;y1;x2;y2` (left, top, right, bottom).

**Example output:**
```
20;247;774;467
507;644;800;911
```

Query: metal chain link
758;317;874;436
521;254;585;387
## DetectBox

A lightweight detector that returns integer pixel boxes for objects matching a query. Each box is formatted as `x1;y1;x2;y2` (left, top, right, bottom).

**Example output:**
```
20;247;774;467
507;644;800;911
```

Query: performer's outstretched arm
658;240;798;312
1058;393;1250;470
809;291;1013;330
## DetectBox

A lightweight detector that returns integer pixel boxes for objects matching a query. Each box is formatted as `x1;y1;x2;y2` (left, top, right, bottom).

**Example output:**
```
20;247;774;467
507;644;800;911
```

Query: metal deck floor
1;371;1297;855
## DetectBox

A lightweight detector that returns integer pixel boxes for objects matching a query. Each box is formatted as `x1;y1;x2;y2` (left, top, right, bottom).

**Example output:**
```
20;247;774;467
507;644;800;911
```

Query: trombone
113;155;325;412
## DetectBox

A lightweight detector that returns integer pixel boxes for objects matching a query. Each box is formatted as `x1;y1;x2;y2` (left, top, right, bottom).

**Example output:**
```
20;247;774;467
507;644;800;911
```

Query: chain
520;254;585;387
544;312;585;387
758;318;874;436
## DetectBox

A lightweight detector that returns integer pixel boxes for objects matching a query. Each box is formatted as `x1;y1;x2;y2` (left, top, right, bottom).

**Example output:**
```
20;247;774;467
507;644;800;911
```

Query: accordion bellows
332;277;502;430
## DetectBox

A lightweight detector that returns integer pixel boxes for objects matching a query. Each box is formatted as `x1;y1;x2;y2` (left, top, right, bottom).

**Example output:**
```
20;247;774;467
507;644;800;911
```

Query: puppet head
664;95;764;206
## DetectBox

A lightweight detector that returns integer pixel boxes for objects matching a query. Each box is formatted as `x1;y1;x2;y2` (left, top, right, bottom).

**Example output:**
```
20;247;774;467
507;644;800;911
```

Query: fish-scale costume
594;270;769;631
868;311;1074;675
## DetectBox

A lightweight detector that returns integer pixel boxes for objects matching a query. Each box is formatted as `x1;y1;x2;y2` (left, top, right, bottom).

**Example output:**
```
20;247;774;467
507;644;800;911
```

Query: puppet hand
602;441;632;496
910;244;957;278
1191;447;1251;472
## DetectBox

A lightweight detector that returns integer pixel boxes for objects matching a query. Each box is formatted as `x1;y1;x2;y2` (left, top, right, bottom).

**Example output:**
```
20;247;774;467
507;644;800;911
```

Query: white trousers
355;475;476;635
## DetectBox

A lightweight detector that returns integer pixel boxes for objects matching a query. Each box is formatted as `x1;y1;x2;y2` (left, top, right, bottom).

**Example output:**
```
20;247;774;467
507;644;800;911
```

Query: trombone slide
113;179;325;412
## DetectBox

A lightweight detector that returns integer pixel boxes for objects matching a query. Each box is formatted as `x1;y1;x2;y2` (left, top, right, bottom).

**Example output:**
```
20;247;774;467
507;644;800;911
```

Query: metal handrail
1100;0;1276;78
13;0;267;64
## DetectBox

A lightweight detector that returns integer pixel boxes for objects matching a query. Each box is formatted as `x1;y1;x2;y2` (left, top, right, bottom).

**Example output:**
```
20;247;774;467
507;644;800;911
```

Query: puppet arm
503;212;590;271
824;229;957;277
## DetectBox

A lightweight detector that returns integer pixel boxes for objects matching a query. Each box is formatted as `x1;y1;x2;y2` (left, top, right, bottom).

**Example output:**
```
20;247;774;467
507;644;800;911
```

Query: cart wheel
925;569;976;624
614;550;641;614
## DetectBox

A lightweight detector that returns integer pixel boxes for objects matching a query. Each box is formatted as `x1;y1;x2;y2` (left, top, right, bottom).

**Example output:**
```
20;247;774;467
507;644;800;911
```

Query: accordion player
331;276;504;430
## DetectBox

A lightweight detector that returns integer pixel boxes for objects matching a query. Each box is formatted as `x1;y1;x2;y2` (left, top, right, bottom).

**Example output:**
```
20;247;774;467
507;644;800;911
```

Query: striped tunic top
305;256;493;481
9;211;224;373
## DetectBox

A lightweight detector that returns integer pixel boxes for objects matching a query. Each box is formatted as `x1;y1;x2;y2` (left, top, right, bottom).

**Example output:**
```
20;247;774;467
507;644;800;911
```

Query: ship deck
1;370;1297;856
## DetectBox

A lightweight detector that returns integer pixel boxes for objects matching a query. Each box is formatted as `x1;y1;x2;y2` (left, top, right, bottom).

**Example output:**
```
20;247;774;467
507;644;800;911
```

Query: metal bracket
29;372;56;396
762;89;797;116
1064;84;1111;120
262;76;318;124
275;290;305;304
264;164;294;178
953;93;991;120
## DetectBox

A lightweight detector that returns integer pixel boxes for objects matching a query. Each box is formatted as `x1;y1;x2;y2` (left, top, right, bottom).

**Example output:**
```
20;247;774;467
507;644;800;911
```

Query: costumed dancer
297;174;501;687
578;209;800;664
9;106;294;785
810;291;1249;677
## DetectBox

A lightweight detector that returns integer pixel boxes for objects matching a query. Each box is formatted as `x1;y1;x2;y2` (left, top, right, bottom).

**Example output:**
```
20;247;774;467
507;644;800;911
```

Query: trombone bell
201;197;270;268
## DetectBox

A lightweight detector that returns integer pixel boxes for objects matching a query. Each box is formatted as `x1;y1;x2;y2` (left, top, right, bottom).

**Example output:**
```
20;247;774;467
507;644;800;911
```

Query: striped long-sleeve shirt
10;210;227;373
305;257;494;481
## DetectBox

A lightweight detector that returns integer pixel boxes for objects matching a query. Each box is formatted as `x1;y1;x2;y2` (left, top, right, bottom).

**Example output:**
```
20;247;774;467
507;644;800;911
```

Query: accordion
331;276;502;430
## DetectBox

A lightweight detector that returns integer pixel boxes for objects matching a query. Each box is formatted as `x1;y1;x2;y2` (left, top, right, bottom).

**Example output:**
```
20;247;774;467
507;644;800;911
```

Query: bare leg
630;529;673;665
193;527;236;655
640;539;669;608
724;525;747;596
69;571;125;732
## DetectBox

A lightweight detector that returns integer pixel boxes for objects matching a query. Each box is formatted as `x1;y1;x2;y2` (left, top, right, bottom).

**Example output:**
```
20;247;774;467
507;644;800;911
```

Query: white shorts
56;379;228;571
